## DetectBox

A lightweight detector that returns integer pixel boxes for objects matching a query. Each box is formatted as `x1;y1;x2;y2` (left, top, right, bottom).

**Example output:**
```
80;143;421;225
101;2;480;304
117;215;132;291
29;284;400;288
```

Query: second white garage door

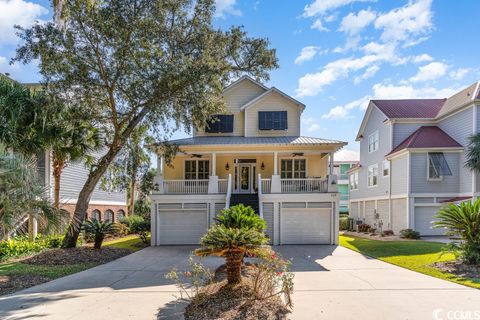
157;210;209;245
280;208;331;244
414;206;445;236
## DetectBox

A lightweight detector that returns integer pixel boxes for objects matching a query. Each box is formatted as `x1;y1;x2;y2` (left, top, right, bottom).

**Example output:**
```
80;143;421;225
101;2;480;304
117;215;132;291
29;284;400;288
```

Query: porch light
261;162;265;170
225;162;230;171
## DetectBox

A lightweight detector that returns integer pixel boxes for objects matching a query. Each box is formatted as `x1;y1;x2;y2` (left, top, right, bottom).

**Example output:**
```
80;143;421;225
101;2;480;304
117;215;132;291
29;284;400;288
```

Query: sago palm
215;204;266;231
82;219;117;249
195;225;268;284
434;199;480;264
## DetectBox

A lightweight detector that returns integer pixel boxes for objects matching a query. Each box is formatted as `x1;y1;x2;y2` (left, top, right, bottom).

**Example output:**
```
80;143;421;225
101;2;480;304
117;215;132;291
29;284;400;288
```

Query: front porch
152;150;338;196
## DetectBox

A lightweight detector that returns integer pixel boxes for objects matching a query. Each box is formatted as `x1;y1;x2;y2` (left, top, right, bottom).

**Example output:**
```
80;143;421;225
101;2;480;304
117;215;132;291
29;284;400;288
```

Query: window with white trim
368;164;378;187
427;152;452;181
350;172;358;190
185;160;210;180
382;160;390;177
281;159;306;178
368;131;379;153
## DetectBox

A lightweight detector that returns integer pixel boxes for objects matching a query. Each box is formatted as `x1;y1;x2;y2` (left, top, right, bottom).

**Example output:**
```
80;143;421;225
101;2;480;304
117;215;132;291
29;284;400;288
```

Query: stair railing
257;173;263;218
225;173;232;209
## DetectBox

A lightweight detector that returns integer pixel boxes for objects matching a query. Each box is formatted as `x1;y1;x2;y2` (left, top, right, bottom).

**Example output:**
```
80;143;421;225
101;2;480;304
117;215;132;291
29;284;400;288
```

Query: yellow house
151;76;346;245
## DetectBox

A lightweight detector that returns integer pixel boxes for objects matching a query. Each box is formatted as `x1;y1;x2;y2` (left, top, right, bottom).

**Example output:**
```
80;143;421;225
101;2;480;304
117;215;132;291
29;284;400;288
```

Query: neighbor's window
281;159;306;178
368;131;379;153
205;114;234;133
258;111;288;130
350;172;359;190
185;160;210;180
368;164;378;187
382;160;390;177
428;152;452;181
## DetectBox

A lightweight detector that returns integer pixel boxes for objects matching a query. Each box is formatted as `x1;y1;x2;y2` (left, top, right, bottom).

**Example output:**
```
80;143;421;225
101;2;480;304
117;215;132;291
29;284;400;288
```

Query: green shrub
339;217;353;231
399;229;421;239
82;219;117;249
357;223;371;232
120;215;144;229
0;234;64;259
130;220;151;243
435;200;480;265
215;204;266;232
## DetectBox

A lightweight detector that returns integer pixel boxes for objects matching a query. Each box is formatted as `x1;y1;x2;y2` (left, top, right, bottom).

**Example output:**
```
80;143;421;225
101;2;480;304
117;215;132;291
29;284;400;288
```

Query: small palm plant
434;199;480;265
196;204;268;284
82;219;117;249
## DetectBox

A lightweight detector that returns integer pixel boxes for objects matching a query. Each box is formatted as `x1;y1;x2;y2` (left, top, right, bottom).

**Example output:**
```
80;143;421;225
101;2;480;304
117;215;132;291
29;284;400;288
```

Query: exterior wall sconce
261;162;265;170
225;162;230;171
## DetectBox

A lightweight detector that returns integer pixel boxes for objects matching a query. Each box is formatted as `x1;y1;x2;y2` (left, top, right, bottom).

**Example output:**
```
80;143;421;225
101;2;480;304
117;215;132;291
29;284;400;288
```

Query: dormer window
205;115;234;133
259;111;287;130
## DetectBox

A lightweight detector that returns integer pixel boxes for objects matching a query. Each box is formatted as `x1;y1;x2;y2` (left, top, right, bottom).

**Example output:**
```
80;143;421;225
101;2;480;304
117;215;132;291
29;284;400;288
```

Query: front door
239;164;251;193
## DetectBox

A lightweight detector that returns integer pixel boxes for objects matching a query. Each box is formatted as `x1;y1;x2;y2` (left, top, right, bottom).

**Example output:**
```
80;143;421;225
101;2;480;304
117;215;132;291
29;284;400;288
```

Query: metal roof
165;136;346;147
387;126;462;156
372;99;446;119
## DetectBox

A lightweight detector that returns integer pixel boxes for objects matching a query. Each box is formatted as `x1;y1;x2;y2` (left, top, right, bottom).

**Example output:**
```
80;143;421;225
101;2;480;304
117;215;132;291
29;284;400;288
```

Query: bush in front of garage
215;204;266;232
399;229;421;240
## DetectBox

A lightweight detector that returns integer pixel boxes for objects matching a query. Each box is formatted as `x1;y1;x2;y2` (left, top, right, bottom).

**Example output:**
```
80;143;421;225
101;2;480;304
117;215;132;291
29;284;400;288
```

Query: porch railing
261;178;271;194
218;179;228;193
162;179;209;194
280;178;328;193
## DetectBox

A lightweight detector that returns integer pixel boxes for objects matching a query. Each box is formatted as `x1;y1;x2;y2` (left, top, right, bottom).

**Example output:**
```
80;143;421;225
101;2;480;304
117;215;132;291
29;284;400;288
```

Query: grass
0;235;147;292
340;234;480;289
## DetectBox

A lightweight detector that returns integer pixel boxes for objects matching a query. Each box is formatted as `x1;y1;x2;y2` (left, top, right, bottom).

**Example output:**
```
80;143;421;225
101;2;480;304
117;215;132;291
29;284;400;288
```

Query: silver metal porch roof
164;136;346;147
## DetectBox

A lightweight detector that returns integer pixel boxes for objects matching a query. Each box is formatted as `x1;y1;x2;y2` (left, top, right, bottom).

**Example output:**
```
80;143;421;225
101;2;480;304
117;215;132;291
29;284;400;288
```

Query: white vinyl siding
411;153;459;193
391;154;408;195
414;206;445;236
391;198;408;234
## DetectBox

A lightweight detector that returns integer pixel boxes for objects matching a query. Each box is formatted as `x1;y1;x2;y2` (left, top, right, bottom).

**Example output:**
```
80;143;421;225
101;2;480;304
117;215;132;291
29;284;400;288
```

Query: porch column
208;152;219;194
329;152;334;175
328;152;337;192
154;153;164;193
271;151;281;193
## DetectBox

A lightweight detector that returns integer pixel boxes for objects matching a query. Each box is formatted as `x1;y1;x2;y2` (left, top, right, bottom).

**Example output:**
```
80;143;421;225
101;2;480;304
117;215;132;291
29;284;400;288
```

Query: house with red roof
349;81;480;236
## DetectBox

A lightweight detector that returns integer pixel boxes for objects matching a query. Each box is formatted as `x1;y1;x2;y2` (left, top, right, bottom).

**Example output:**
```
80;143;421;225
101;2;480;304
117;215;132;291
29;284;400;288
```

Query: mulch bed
0;274;50;296
434;261;480;279
22;247;132;266
343;231;420;241
184;264;290;320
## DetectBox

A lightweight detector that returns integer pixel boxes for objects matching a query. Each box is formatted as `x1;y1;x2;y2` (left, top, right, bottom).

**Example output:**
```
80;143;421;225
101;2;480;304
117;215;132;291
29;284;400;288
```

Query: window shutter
258;111;288;130
205;115;234;133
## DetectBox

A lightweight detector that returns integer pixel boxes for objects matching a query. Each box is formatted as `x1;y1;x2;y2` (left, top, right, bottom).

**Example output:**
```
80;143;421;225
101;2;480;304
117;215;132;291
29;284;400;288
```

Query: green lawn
0;235;146;289
340;234;480;289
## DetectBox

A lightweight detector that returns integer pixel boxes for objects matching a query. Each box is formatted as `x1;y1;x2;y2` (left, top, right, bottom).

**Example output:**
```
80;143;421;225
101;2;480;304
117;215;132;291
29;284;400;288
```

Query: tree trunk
28;214;37;242
53;156;64;209
225;248;245;284
128;167;137;215
94;233;104;249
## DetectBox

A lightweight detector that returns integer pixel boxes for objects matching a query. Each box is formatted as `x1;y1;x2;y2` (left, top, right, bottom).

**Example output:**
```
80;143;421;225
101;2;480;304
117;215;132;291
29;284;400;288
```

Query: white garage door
414;206;445;236
158;210;209;245
280;208;331;244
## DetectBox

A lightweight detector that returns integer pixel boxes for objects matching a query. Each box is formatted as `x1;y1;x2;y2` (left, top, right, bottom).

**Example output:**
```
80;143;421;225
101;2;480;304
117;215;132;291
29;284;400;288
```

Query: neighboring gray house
349;82;480;236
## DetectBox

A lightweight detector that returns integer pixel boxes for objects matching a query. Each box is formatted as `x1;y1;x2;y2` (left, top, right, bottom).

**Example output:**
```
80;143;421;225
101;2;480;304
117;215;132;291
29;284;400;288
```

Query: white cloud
449;68;470;80
412;53;434;63
303;0;371;17
354;65;380;84
372;82;458;99
295;46;320;65
302;116;322;132
0;0;48;46
409;61;448;82
214;0;241;18
311;18;329;32
374;0;433;43
335;149;360;161
339;9;376;35
322;95;370;119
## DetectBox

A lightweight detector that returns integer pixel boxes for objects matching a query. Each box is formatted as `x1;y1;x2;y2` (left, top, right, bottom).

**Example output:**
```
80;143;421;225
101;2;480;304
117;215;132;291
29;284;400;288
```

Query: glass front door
239;164;251;193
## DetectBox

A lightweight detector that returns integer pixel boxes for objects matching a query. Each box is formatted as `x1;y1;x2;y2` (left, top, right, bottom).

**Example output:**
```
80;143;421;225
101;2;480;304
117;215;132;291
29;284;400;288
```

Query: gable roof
223;75;269;94
386;126;462;157
240;87;306;112
436;81;480;118
371;99;446;119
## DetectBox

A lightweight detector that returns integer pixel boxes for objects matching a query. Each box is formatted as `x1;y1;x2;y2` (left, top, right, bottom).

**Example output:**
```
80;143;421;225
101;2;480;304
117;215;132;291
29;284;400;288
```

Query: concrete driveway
0;245;479;320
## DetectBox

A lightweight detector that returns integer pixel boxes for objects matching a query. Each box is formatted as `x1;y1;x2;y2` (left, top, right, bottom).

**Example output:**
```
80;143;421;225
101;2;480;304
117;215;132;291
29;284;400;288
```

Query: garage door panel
281;208;331;244
158;210;208;245
415;206;445;236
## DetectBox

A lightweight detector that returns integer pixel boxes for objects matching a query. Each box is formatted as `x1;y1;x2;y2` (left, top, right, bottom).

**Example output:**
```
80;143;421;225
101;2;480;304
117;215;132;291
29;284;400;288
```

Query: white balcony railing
162;179;209;194
261;179;271;194
218;179;228;193
280;178;328;193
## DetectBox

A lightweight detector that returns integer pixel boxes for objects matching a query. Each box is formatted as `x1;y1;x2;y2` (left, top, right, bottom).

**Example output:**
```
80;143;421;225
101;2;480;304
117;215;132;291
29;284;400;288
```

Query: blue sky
1;0;479;161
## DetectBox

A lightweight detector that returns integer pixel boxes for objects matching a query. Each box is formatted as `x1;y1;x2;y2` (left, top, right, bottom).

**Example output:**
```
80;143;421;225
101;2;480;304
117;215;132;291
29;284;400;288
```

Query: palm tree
0;144;67;241
465;134;480;173
434;199;480;265
82;219;117;249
